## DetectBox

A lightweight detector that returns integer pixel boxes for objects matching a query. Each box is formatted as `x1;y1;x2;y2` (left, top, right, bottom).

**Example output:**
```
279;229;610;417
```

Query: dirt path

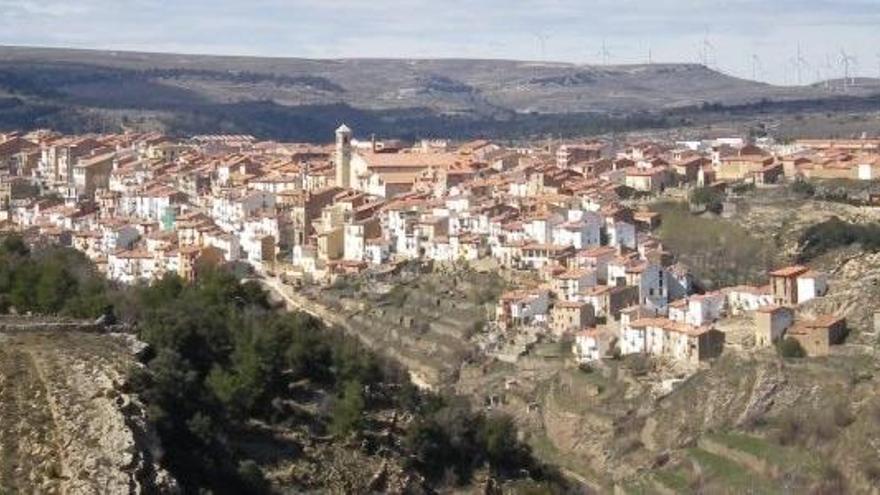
0;336;63;494
0;329;177;493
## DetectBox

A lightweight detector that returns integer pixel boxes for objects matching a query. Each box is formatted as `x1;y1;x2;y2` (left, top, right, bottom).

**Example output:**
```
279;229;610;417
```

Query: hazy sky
1;0;879;85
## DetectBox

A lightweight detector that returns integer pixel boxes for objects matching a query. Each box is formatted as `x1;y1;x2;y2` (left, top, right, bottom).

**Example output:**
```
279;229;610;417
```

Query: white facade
608;221;636;249
364;241;390;265
108;251;159;284
211;190;275;232
498;290;550;326
669;293;725;327
101;225;140;254
639;264;669;310
796;273;828;304
573;332;601;364
620;308;649;355
725;287;774;314
203;231;240;261
343;223;366;262
240;216;279;264
553;269;598;301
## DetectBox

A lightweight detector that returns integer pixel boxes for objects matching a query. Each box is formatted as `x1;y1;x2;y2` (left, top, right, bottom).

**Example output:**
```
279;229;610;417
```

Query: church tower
335;124;352;188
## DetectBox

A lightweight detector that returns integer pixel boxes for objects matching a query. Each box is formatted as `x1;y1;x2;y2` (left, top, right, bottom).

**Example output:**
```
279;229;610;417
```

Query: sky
1;0;879;85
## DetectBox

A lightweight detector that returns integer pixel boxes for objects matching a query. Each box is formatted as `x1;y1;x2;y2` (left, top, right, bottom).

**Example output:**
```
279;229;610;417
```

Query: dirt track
0;335;64;493
0;330;175;494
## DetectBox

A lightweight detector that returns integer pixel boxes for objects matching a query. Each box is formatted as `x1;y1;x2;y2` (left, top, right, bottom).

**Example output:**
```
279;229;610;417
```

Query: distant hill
0;45;876;141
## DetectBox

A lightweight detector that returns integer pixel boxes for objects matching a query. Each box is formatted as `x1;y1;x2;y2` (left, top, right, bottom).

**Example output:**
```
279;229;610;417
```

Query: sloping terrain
0;322;176;493
289;266;501;389
0;46;820;114
0;45;877;140
463;348;880;493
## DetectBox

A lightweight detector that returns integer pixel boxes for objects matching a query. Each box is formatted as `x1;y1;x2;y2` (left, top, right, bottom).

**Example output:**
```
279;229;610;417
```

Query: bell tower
335;124;352;188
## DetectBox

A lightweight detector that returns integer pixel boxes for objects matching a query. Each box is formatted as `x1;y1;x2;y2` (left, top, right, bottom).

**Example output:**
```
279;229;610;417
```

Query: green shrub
731;182;756;194
791;179;815;197
777;337;806;358
689;186;724;214
797;216;880;262
774;413;804;446
330;380;366;437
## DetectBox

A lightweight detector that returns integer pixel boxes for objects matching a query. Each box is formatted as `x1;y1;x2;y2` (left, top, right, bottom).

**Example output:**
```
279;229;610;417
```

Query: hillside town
0;126;861;372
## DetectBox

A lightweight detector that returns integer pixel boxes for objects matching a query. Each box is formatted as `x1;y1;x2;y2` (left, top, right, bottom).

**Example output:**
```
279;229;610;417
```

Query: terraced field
641;432;825;494
289;268;501;390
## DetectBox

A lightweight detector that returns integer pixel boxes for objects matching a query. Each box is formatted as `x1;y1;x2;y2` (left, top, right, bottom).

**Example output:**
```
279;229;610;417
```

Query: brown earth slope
0;324;176;494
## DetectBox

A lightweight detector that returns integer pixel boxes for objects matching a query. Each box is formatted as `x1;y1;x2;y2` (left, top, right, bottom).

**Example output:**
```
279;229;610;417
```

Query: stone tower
335;124;352;188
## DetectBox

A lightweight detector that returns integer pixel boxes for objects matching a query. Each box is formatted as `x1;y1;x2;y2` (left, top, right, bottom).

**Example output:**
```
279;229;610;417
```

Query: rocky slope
0;321;176;494
472;349;880;493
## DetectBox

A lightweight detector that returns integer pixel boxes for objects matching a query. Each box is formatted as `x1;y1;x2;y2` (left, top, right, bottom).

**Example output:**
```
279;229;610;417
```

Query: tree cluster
0;236;554;494
797;216;880;262
404;398;546;487
0;236;110;317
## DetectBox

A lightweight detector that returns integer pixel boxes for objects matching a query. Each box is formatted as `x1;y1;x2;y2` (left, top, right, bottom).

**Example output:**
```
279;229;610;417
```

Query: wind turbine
795;44;810;85
598;39;612;66
751;53;763;81
851;56;860;85
532;32;550;61
824;53;835;90
700;33;716;68
839;49;856;89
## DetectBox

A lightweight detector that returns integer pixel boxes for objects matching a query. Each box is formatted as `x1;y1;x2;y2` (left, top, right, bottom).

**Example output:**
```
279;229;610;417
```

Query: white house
635;263;669;311
725;285;774;314
573;329;602;364
100;223;140;254
552;268;597;301
668;292;725;327
108;249;159;284
796;270;828;304
343;223;366;262
607;221;636;249
203;231;240;261
240;215;279;265
619;305;660;355
364;238;391;265
496;289;551;328
524;214;562;245
631;317;723;364
211;190;275;232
